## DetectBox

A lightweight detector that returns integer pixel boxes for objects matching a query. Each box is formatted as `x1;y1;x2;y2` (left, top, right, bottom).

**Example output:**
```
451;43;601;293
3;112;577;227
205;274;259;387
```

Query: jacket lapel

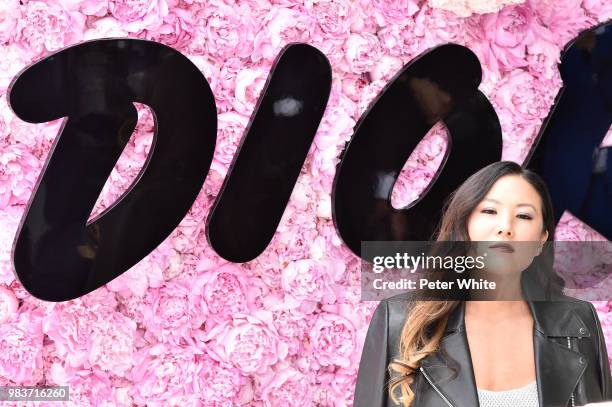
530;300;589;407
420;302;479;407
419;300;589;407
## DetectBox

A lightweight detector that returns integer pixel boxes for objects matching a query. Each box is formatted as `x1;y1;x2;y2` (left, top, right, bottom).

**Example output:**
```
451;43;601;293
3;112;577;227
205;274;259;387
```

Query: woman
353;161;612;407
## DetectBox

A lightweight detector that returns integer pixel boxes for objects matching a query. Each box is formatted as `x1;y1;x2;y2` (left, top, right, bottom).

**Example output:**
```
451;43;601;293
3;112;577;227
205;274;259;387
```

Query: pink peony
341;32;382;74
211;111;249;176
188;1;257;59
0;144;41;208
281;259;338;313
0;286;18;323
131;342;202;407
16;0;86;56
141;279;206;344
0;0;21;44
371;0;419;26
0;309;44;384
192;262;259;326
306;0;352;38
206;310;288;375
193;357;253;405
109;0;169;33
252;7;317;62
308;312;357;368
59;0;109;16
429;0;525;17
260;366;313;406
140;8;195;49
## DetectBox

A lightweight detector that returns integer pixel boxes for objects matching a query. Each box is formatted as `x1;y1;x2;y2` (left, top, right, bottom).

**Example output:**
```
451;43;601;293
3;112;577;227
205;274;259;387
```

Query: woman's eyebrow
482;198;536;211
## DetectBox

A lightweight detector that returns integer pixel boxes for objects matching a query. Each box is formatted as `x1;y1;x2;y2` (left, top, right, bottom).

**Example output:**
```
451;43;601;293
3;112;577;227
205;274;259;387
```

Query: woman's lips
488;243;515;253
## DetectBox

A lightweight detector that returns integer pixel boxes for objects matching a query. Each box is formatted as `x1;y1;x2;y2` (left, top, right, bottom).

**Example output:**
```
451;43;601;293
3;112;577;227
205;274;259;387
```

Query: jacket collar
420;300;588;407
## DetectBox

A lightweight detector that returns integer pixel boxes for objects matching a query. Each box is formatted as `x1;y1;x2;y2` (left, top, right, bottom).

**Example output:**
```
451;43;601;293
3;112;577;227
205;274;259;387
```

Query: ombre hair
387;161;561;406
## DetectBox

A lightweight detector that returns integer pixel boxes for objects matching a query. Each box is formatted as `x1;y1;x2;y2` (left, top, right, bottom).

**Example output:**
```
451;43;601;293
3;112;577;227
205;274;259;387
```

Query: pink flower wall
0;0;611;405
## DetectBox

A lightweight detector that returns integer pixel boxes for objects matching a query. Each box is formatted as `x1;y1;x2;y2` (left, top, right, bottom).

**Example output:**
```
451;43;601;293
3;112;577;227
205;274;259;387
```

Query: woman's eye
517;214;533;220
481;208;496;214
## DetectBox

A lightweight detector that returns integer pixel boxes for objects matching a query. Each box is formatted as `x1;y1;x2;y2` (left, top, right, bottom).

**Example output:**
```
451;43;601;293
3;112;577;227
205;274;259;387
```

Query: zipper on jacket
567;336;576;407
420;366;455;407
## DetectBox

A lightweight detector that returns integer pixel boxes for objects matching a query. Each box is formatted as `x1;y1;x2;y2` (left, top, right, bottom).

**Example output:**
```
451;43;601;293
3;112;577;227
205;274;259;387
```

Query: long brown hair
387;161;559;406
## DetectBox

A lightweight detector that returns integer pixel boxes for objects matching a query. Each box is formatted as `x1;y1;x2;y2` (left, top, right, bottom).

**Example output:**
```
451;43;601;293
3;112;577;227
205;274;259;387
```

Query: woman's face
467;175;549;276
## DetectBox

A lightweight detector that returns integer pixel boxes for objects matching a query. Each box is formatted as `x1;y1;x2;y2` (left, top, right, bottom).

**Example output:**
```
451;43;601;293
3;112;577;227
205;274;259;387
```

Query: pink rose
206;310;288;375
0;309;44;384
260;366;313;407
109;0;169;33
16;0;86;56
308;312;357;368
341;33;382;74
0;286;18;323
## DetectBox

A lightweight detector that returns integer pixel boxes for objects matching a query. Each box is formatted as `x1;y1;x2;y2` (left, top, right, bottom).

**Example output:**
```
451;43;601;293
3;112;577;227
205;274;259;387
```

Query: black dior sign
7;21;611;301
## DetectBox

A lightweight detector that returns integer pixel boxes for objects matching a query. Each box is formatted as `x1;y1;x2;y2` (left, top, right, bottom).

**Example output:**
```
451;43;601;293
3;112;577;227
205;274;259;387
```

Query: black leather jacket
354;294;612;407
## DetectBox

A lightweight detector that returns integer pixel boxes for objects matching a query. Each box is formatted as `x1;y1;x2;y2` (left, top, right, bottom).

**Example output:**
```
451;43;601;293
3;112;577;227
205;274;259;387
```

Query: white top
477;381;539;407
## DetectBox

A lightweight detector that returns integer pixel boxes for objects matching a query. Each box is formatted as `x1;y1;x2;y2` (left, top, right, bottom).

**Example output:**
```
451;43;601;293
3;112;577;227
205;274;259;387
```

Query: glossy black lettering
9;39;216;301
207;44;332;262
332;44;502;256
